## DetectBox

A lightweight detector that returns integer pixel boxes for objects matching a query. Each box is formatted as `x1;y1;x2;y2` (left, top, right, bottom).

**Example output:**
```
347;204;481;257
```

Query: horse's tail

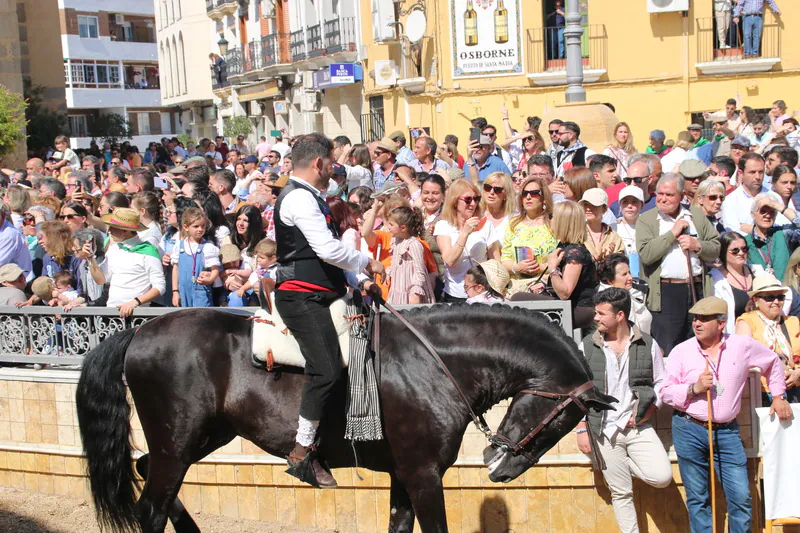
75;327;139;533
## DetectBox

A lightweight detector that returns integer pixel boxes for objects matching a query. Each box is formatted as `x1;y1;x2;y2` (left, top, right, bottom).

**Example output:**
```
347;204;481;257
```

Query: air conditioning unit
646;0;689;13
302;71;315;88
301;91;322;113
372;0;397;42
115;14;125;24
250;101;264;116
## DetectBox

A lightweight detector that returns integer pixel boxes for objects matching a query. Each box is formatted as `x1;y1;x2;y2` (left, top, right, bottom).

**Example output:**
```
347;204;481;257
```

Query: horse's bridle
377;300;604;469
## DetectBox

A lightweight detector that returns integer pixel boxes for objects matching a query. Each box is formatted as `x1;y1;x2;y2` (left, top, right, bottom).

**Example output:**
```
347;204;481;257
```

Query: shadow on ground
0;508;65;533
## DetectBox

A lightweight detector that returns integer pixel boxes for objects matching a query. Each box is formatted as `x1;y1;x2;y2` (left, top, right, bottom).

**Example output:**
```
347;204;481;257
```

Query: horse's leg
135;454;201;533
400;472;448;533
388;475;415;533
136;454;192;533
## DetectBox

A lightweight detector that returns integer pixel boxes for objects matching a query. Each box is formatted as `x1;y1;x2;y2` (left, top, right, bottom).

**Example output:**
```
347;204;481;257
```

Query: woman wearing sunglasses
745;191;800;280
480;171;515;239
500;177;557;295
735;273;800;403
59;202;89;233
434;179;501;302
710;232;755;334
693;179;726;234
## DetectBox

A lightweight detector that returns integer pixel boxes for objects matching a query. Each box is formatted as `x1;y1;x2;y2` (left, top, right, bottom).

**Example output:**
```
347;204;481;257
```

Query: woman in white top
737;106;757;142
602;122;637;180
710;232;755;334
132;192;164;253
480;171;516;240
659;131;694;174
434;179;501;302
597;253;652;334
340;144;373;191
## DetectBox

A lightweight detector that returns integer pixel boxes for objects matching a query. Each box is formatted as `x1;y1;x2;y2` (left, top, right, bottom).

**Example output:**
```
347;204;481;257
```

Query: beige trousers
597;424;673;533
716;9;732;48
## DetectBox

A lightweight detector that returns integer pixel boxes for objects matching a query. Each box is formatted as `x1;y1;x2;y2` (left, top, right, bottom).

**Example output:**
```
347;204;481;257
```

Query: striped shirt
387;237;434;304
733;0;780;16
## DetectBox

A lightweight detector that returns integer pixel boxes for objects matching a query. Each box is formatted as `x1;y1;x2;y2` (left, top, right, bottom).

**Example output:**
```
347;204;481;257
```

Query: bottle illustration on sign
494;0;509;44
464;0;478;46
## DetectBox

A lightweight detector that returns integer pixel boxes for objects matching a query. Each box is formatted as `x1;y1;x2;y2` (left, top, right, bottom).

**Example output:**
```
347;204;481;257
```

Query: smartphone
469;127;481;144
85;236;95;256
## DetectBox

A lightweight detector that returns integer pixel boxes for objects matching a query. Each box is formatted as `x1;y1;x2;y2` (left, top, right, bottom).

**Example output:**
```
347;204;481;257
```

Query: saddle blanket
251;293;351;368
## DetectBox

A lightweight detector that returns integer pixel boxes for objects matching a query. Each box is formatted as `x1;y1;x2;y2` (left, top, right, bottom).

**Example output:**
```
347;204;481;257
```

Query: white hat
748;273;789;298
619;185;645;203
579;188;608;207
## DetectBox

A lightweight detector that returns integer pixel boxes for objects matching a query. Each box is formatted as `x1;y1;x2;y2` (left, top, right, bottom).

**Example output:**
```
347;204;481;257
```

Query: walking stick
706;359;717;533
685;249;698;304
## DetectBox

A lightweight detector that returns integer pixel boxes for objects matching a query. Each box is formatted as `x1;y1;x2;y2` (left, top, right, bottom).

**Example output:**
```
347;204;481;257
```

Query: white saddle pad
251;293;351;369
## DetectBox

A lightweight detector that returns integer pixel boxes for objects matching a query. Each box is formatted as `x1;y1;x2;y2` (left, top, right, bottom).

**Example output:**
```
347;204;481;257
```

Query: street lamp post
564;0;586;103
217;37;229;57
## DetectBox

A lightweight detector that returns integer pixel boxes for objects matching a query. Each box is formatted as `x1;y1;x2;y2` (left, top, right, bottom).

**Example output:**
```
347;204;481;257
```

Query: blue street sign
311;64;363;90
330;63;356;84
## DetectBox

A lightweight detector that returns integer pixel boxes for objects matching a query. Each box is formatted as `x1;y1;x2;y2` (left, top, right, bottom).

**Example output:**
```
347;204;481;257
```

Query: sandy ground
0;487;335;533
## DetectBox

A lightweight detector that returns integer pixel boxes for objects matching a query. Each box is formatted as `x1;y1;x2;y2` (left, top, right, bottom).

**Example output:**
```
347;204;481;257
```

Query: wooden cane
706;359;717;533
686;249;698;305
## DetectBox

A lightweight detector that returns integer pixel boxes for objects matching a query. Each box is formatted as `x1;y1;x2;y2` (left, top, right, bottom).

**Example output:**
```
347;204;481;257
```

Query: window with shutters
78;16;99;39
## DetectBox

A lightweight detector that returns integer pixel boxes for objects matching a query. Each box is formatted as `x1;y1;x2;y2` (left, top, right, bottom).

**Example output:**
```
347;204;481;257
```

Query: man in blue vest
274;133;384;488
575;288;672;533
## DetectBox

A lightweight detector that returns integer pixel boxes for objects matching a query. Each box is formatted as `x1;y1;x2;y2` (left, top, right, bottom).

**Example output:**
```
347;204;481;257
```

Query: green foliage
223;116;253;139
88;113;132;144
24;82;68;156
177;133;194;147
0;84;28;157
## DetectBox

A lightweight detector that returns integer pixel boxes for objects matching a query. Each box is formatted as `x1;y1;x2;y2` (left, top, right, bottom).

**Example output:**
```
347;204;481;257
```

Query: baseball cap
619;185;644;203
579;188;608;207
0;263;23;283
688;296;728;316
243;155;259;164
731;136;752;149
679;159;707;179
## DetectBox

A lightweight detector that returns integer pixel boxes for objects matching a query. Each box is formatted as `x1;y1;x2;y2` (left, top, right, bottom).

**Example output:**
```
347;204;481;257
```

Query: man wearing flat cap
687;124;709;149
679;159;708;206
388;130;416;166
659;295;792;533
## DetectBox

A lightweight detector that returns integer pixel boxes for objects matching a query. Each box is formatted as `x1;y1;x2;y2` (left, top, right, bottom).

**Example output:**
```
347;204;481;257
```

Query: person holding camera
637;174;721;356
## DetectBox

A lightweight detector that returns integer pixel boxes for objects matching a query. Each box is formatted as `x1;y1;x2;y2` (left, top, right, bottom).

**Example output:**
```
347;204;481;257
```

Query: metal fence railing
290;30;306;62
307;24;324;58
696;16;780;63
0;301;574;366
262;32;290;67
526;24;606;74
360;112;386;143
324;17;358;54
225;47;243;77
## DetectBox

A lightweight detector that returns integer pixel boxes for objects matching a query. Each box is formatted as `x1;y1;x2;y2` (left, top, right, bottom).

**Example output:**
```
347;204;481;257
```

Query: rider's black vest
274;179;346;295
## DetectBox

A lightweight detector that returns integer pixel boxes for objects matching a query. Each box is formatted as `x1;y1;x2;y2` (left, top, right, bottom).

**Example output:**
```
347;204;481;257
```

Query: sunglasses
758;294;786;302
548;130;559;135
623;177;646;185
483;184;504;194
521;189;543;198
683;176;702;182
23;214;35;226
59;214;77;220
459;196;479;204
728;246;749;255
175;159;184;164
759;207;777;216
374;150;388;156
111;161;121;165
483;132;497;138
704;194;723;201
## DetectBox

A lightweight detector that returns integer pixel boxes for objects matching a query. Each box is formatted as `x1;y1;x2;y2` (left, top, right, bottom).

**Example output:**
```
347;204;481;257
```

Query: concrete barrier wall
0;369;770;532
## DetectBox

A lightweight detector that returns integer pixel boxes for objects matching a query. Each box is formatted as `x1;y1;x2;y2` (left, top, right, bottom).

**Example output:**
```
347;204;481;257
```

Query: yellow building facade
359;0;798;151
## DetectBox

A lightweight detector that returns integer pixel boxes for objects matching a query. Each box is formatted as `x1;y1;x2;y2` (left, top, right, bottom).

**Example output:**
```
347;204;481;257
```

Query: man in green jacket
636;174;721;355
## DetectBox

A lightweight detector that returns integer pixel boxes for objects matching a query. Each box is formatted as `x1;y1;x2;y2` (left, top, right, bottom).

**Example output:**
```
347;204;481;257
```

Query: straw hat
31;276;54;301
108;182;128;194
375;137;399;155
748;273;789;298
100;207;148;231
271;175;289;189
220;243;242;264
370;180;406;199
479;260;510;297
0;263;23;283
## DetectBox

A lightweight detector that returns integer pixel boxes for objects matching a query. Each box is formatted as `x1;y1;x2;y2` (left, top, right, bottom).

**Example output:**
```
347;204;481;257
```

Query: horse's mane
398;303;592;379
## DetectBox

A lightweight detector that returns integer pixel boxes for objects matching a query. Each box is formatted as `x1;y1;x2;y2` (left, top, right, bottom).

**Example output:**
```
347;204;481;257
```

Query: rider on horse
273;133;384;488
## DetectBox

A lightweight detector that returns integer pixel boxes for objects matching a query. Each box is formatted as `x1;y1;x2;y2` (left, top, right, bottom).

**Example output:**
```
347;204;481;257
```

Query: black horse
76;303;614;533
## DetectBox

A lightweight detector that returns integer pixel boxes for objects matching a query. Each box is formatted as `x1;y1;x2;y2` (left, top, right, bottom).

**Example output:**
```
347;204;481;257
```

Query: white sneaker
720;44;731;49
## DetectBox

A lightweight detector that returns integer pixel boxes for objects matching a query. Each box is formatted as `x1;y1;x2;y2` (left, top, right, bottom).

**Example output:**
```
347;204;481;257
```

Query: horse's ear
578;387;617;412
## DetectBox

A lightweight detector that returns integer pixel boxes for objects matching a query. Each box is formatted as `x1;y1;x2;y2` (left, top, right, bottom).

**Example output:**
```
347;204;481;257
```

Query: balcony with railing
206;0;237;20
695;16;780;75
306;24;325;58
290;30;307;62
224;47;243;79
324;17;358;59
525;25;606;86
261;33;291;69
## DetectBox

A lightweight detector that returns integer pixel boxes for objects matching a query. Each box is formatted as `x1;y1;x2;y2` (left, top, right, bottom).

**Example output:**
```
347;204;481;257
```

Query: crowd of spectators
1;87;800;532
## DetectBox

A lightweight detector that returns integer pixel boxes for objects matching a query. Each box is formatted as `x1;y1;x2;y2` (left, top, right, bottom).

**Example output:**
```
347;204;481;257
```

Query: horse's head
483;385;615;483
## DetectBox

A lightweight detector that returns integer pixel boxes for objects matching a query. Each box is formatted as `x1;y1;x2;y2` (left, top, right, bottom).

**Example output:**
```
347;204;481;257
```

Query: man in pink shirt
659;296;792;533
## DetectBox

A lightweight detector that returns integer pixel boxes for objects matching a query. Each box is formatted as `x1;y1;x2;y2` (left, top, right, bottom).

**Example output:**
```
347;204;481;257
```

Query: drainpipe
564;0;585;103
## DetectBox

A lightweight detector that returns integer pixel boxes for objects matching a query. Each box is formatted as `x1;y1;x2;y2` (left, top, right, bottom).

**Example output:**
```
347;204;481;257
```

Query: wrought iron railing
696;16;780;64
261;32;290;67
360;112;385;143
211;69;229;90
307;24;324;58
290;30;306;62
0;301;574;366
525;24;606;74
324;17;358;54
225;47;243;77
207;0;236;12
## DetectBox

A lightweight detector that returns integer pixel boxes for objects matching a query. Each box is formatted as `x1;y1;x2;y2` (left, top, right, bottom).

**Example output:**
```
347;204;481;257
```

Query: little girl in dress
385;206;434;304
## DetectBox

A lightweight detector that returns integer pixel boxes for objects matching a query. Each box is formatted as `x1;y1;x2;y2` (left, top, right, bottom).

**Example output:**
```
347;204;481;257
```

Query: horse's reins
375;298;603;468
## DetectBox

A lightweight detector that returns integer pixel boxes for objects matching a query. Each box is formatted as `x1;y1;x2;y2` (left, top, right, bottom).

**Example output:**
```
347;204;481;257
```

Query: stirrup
286;447;337;488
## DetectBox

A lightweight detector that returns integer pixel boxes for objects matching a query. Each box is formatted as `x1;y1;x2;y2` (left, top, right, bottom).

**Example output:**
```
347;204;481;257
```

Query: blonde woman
4;185;31;229
516;130;546;171
501;177;557;295
480;171;516;239
603;122;637;179
434;179;501;302
783;247;800;318
660;131;694;173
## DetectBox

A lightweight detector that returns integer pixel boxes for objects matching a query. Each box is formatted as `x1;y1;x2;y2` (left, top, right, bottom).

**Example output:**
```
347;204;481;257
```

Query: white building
59;0;179;149
155;0;216;141
207;0;364;147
